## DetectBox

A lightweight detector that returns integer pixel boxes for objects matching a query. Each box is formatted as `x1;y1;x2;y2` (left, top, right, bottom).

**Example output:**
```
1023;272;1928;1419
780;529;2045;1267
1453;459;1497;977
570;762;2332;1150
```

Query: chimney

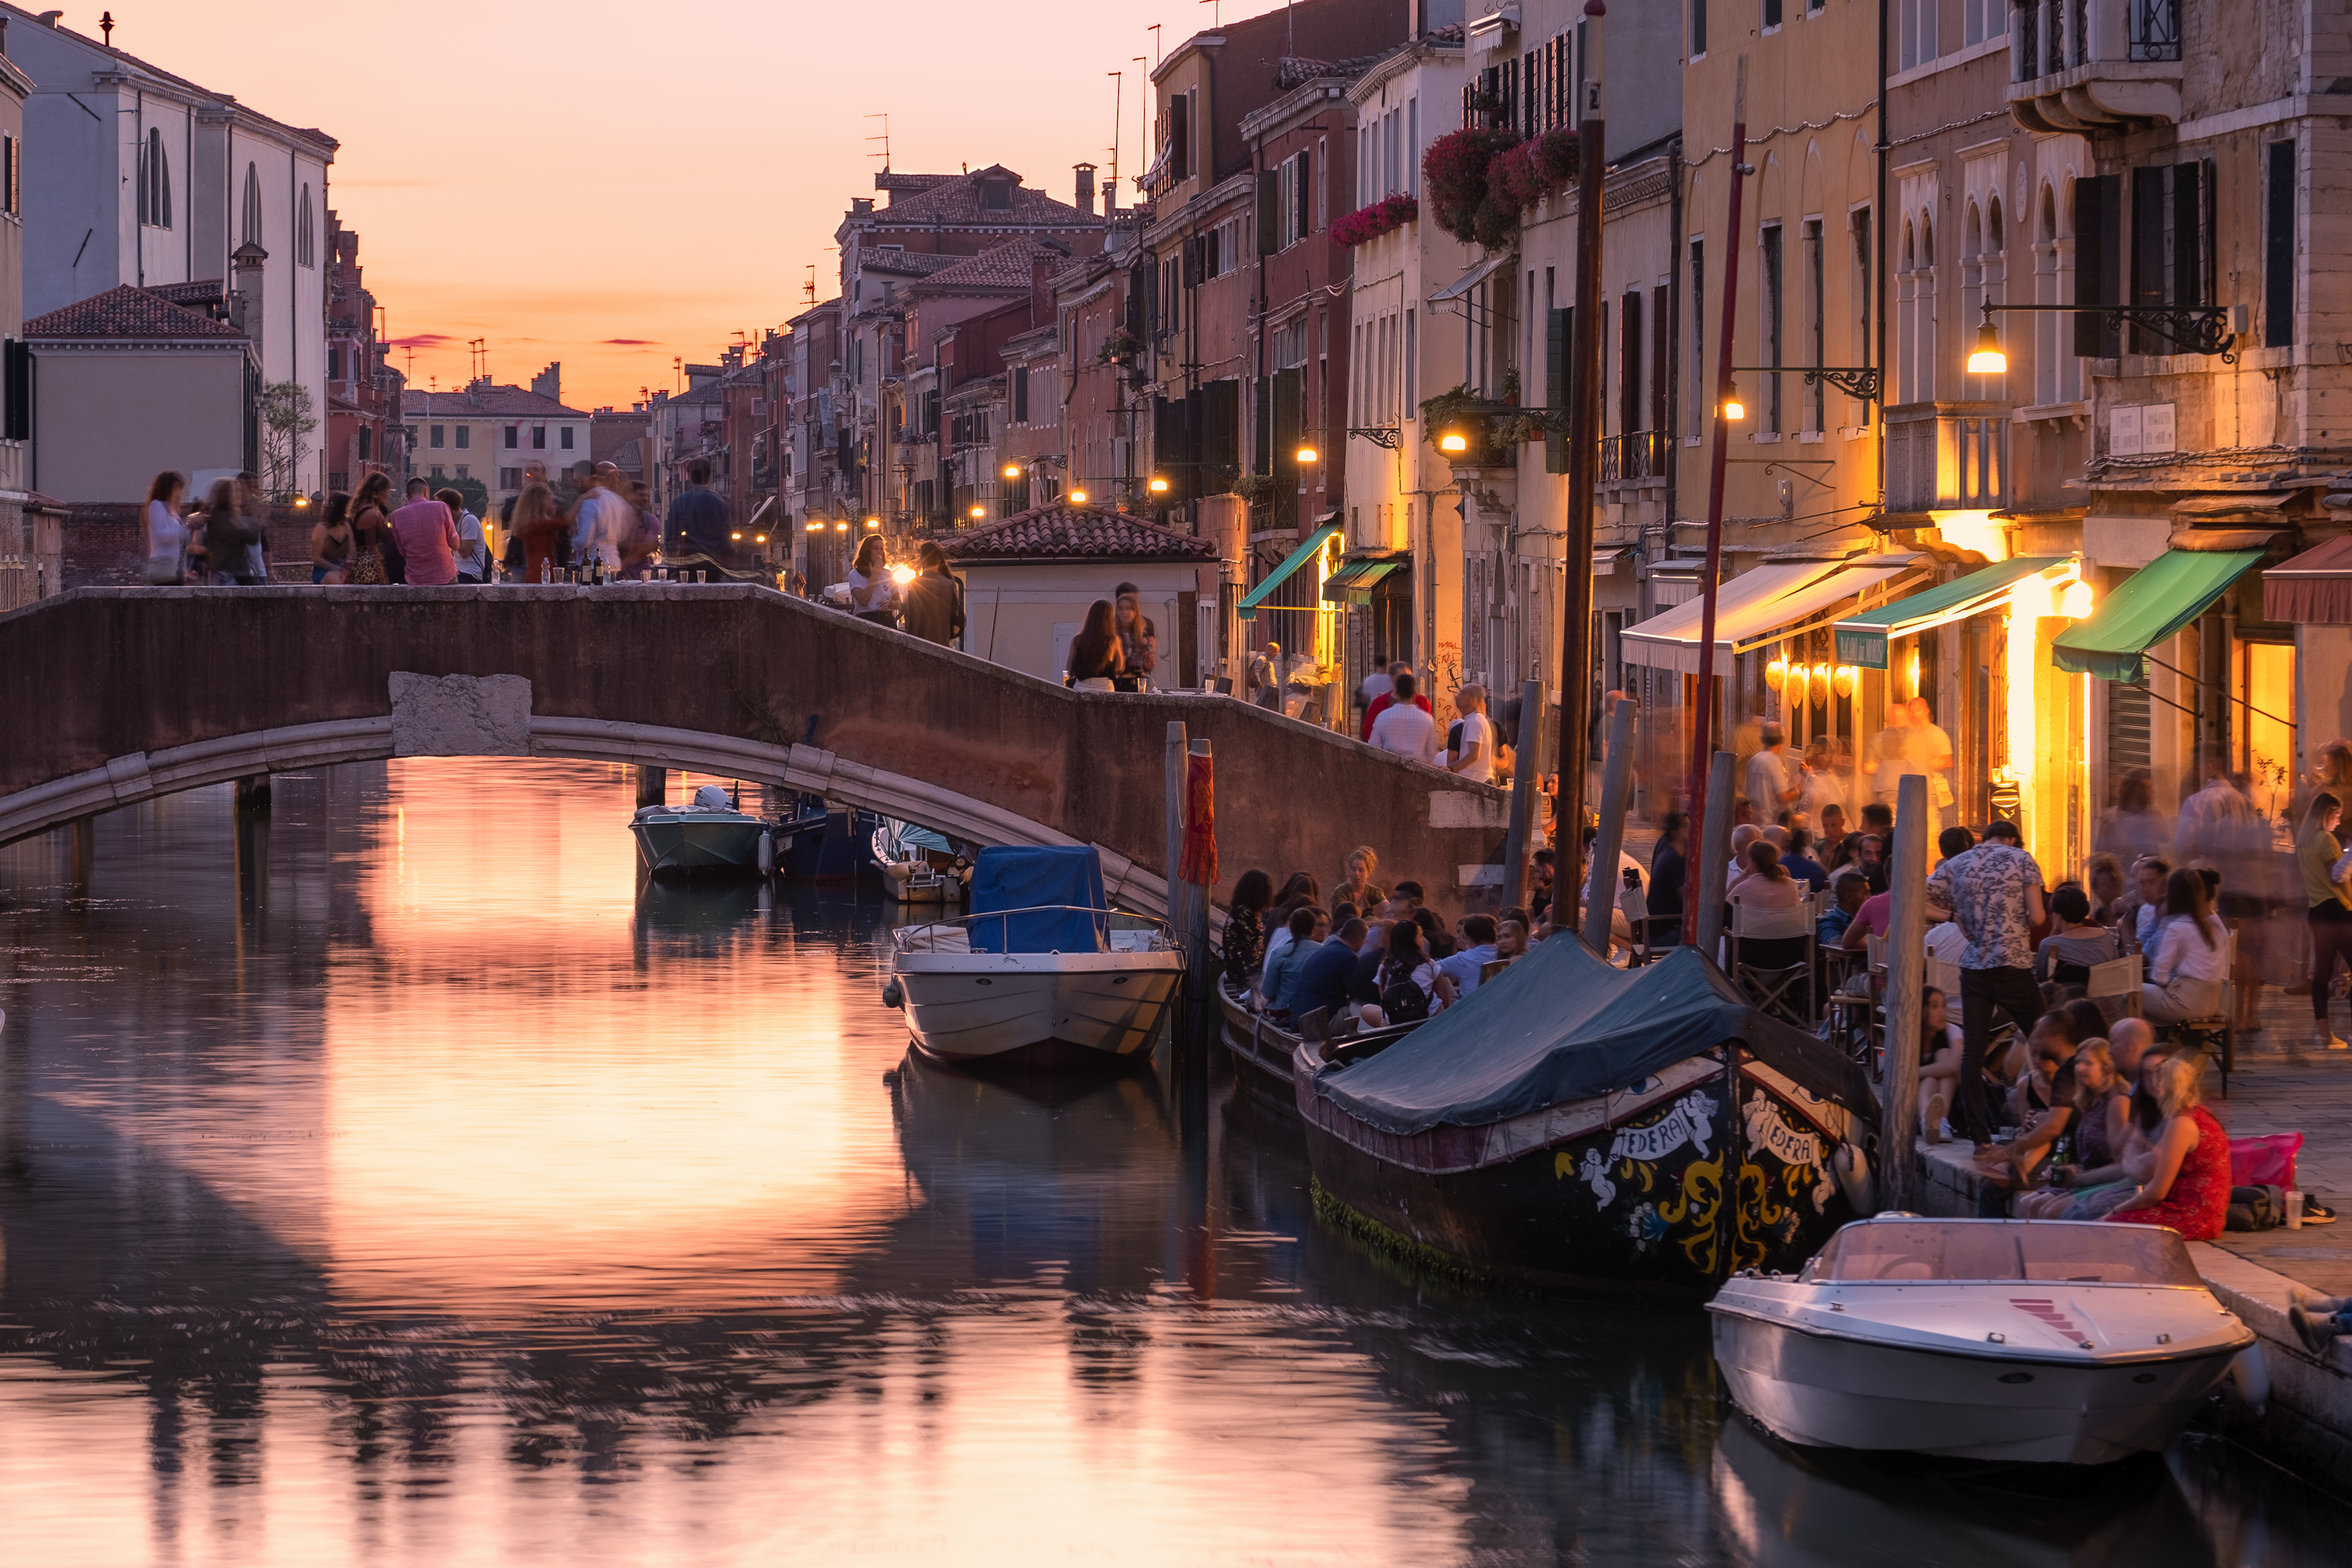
230;240;266;358
1074;163;1095;214
532;362;560;401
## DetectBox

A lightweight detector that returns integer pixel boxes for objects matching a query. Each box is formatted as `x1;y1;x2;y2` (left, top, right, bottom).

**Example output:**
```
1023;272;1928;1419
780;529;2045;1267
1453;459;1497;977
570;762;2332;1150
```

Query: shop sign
1834;626;1888;669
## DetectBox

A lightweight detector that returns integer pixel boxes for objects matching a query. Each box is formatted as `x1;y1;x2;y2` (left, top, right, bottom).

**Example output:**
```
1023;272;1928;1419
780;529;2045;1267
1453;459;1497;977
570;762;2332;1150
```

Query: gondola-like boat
1219;977;1417;1116
1293;937;1876;1298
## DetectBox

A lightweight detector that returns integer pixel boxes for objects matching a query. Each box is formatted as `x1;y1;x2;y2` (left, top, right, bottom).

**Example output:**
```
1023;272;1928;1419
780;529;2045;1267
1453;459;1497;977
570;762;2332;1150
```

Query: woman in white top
143;470;189;585
844;534;899;627
2142;868;2230;1022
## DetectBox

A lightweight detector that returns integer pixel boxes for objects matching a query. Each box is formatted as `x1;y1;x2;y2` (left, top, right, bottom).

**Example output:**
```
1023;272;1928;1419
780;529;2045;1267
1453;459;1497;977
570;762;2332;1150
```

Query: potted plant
1421;127;1522;244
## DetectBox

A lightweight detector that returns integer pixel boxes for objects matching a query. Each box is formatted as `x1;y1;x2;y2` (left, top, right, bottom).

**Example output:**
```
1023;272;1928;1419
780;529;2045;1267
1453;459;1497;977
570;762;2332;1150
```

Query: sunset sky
94;0;1245;410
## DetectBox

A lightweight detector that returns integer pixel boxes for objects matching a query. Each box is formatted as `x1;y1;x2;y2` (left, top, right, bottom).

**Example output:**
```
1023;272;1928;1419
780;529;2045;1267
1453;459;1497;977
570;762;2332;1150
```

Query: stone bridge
0;586;1514;918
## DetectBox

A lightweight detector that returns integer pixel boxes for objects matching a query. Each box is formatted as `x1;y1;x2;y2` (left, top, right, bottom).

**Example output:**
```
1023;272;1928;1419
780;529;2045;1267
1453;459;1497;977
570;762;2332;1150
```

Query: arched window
297;184;315;267
240;162;262;246
139;128;173;229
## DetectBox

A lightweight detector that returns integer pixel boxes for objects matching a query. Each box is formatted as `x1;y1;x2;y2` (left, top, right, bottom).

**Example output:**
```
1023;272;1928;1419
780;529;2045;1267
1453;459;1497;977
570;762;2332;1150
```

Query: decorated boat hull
1295;1044;1862;1299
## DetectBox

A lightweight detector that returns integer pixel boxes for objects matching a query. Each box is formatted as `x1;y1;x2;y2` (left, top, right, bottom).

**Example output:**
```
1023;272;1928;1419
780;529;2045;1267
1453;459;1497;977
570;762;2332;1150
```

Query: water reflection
0;759;2345;1565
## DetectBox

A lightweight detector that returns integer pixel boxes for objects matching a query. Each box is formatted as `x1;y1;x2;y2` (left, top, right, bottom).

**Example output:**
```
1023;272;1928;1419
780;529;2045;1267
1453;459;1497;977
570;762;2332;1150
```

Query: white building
5;5;332;495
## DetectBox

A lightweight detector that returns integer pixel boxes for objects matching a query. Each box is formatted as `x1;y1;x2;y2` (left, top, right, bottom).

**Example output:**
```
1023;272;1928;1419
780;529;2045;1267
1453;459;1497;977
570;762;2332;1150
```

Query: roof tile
938;503;1214;562
911;238;1068;295
25;284;246;342
402;383;590;418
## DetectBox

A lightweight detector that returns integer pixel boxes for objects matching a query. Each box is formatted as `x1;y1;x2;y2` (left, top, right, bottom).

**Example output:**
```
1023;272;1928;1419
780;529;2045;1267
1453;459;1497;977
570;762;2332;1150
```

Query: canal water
1;759;2346;1566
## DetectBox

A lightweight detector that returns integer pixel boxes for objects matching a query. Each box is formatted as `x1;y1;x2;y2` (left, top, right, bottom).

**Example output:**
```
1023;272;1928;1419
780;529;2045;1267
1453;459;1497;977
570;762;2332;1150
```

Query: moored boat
1219;977;1419;1117
873;819;970;903
886;846;1183;1071
629;785;826;878
1708;1217;2258;1464
1293;937;1874;1298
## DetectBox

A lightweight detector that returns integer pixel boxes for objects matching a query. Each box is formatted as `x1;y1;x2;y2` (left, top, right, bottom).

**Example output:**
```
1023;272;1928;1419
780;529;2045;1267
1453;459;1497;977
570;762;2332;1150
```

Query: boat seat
1295;1006;1331;1044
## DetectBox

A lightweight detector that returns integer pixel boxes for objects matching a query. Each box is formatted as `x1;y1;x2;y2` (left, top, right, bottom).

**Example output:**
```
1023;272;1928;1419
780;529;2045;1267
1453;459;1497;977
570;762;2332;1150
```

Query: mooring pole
1692;749;1735;960
636;765;667;809
1503;677;1545;910
1879;773;1928;1213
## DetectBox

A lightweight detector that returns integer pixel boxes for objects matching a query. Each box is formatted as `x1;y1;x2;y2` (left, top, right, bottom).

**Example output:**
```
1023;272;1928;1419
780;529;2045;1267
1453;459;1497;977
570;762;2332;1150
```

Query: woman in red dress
2107;1054;2229;1241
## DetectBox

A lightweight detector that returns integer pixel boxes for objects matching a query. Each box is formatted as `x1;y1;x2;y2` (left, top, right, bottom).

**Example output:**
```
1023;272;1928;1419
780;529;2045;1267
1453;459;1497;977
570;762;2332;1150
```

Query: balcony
1884;404;2010;516
1599;431;1670;485
2009;0;2182;132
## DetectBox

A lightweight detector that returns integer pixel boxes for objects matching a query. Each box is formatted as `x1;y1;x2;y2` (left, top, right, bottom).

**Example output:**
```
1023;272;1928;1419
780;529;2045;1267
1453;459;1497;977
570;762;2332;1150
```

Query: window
430;424;445;449
2128;161;2209;354
1407;98;1418;196
501;467;521;489
560;426;575;450
1764;0;1782;28
980;178;1013;212
1962;0;2004;43
1689;238;1708;431
328;346;343;380
1620;287;1644;437
2266;141;2296;348
139;128;171;229
297;185;315;267
358;428;372;459
1;133;17;217
503;425;518;448
1849;209;1873;424
1316;137;1328;230
240;162;262;246
1693;0;1707;58
1014;365;1029;422
1760;223;1783;432
532;426;547;449
1899;0;1938;70
1802;218;1825;431
430;465;444;479
455;426;470;449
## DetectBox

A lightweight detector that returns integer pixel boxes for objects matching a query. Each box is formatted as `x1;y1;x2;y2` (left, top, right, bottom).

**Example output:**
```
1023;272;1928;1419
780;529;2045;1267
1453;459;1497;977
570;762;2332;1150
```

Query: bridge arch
0;586;1514;918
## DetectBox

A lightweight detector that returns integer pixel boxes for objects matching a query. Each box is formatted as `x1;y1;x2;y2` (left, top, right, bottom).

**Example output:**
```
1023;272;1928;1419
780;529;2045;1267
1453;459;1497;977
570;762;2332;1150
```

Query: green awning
1237;522;1341;621
1831;557;2069;670
1322;558;1401;605
2051;549;2266;682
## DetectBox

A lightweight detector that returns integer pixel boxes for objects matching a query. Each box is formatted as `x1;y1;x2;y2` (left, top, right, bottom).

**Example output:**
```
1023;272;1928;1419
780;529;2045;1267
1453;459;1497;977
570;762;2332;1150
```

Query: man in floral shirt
1924;819;2047;1145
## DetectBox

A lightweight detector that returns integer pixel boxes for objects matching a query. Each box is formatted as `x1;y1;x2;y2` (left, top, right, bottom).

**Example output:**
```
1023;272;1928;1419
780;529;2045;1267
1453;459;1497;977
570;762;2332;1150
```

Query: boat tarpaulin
1312;940;1861;1136
969;845;1108;953
2051;548;2265;681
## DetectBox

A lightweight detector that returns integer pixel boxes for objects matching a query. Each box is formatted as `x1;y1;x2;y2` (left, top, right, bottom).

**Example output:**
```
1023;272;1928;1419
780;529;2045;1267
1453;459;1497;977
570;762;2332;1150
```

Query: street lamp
1437;428;1470;455
864;516;882;530
1002;463;1022;480
1068;488;1089;505
1721;380;1747;422
970;504;986;519
1147;475;1170;495
805;519;823;533
834;520;850;534
1966;317;2008;376
1294;443;1318;465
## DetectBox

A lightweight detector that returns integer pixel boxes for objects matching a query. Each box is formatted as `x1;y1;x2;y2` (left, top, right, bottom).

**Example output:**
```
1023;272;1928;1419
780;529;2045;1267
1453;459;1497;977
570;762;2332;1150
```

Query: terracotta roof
402;384;588;418
877;166;1103;230
911;238;1069;295
863;249;963;277
938;503;1215;562
25;284;246;341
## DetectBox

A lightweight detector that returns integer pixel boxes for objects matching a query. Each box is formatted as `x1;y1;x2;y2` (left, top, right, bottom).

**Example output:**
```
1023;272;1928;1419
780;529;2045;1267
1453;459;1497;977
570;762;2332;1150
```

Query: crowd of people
137;455;772;589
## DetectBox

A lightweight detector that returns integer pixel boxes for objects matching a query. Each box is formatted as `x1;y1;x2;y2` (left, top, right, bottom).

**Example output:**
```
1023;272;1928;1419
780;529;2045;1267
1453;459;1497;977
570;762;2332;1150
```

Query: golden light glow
1294;445;1318;465
754;533;767;544
1966;320;2008;376
1069;488;1089;505
731;531;744;540
890;562;916;586
864;516;882;529
834;520;851;532
1833;665;1857;700
1785;662;1810;708
1002;463;1022;479
970;505;986;518
1764;657;1788;692
1930;509;2007;561
1148;475;1170;494
805;519;823;532
1722;382;1746;422
2059;577;2094;619
295;494;311;509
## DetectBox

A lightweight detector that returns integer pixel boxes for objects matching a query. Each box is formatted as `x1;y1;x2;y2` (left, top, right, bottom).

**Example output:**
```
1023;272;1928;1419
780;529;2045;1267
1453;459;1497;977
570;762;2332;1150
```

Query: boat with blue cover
884;846;1182;1071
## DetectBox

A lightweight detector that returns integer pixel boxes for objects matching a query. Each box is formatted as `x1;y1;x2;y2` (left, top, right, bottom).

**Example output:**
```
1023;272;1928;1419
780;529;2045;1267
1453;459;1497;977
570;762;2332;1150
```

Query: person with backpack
1362;917;1454;1027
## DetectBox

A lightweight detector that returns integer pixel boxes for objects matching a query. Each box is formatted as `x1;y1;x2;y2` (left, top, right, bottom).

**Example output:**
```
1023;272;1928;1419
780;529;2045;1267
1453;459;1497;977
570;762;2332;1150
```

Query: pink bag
2229;1133;2303;1188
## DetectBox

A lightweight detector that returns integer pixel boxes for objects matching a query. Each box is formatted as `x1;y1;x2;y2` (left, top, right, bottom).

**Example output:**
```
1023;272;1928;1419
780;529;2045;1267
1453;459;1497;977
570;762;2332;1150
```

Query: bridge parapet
0;586;1515;915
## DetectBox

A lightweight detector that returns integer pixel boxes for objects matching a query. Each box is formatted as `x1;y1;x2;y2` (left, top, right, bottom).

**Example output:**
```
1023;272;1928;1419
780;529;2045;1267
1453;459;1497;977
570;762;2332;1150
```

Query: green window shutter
1546;307;1572;473
1258;171;1279;255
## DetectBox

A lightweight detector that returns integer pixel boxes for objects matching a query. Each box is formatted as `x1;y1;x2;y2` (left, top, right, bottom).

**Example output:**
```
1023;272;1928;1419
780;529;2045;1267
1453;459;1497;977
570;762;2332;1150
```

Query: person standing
1447;684;1496;783
665;457;733;572
1359;654;1394;730
1248;643;1281;710
620;479;662;580
347;473;394;584
1925;819;2048;1145
511;483;568;583
1280;645;1326;721
1906;697;1957;831
844;534;900;627
388;478;459;586
143;471;189;584
900;542;966;647
570;463;633;575
1648;811;1689;947
1065;599;1125;690
2298;791;2352;1050
1796;738;1844;830
1863;703;1918;809
1369;671;1438;763
439;488;488;584
309;492;353;584
500;459;554;579
1112;585;1157;691
1743;724;1800;819
202;478;263;585
234;471;272;584
1362;662;1428;740
2094;768;2171;865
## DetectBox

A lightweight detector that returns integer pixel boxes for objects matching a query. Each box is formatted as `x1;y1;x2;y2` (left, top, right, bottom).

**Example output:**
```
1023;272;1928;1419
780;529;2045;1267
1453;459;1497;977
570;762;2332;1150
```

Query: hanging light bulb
1966;315;2008;376
1833;665;1857;700
1721;380;1746;422
1765;656;1788;692
1811;662;1832;706
2059;577;2094;618
1784;661;1810;709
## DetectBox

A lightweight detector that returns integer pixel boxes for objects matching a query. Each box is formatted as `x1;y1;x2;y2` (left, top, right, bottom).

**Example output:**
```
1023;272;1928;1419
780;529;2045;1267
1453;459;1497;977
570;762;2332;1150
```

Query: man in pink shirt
388;477;459;586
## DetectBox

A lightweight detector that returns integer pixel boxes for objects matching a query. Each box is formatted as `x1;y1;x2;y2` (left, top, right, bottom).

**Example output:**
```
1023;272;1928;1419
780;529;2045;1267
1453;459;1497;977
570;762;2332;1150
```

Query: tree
258;380;318;498
424;473;491;518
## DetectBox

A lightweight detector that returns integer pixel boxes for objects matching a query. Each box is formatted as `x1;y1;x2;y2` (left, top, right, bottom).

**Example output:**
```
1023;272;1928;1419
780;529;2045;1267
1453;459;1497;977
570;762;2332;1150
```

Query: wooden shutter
2266;141;2296;347
1546;307;1571;473
1257;171;1278;255
2072;174;2122;358
2171;159;2206;306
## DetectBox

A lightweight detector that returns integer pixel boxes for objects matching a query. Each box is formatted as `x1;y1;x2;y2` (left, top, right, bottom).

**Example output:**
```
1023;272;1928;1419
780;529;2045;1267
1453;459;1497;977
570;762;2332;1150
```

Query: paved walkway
2197;980;2352;1297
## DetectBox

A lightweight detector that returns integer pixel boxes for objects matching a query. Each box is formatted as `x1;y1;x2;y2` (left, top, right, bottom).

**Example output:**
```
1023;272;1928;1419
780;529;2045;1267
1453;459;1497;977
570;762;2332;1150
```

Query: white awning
1620;560;1917;674
1427;250;1512;306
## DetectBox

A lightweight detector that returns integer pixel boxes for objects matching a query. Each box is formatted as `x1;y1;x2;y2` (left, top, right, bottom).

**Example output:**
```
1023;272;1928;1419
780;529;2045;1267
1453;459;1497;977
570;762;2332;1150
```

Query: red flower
1330;194;1421;248
1421;127;1521;243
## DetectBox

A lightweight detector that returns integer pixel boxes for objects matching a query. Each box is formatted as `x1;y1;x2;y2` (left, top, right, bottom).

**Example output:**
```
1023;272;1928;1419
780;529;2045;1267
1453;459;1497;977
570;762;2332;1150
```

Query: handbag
349;546;386;585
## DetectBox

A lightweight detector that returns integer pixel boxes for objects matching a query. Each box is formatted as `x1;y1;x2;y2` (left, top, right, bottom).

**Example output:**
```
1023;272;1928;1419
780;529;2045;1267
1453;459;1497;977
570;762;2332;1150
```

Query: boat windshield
1804;1221;2204;1287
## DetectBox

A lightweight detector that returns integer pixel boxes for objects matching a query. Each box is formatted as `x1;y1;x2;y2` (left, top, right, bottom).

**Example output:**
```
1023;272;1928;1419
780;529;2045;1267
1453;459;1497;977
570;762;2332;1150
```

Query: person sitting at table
2035;884;2122;986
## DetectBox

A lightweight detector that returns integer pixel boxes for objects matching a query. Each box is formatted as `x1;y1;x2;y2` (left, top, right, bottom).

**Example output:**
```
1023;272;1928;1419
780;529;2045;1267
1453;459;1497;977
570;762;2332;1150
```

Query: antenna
1200;0;1219;28
467;337;487;384
804;264;817;307
1107;72;1121;207
1149;22;1162;62
864;112;890;170
1134;57;1148;190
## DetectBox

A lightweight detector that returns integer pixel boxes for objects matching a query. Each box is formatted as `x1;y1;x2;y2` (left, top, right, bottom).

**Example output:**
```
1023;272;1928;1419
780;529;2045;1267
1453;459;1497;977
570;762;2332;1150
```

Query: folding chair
2173;929;2238;1095
1729;894;1818;1026
2086;953;2144;1028
1926;955;1962;1002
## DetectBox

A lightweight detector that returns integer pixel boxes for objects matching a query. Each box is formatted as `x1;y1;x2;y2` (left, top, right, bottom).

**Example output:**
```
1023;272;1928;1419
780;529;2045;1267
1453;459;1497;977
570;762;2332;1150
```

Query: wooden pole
1581;696;1636;953
1551;16;1608;939
1184;736;1215;1036
1164;720;1193;1067
1879;772;1928;1213
636;765;666;808
1693;749;1735;959
1503;676;1544;909
1684;55;1749;876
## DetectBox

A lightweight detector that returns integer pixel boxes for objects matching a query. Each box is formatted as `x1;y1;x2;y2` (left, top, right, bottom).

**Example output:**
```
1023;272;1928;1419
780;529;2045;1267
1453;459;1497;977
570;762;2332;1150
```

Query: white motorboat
1708;1217;2257;1464
630;784;820;878
885;846;1182;1069
872;818;969;904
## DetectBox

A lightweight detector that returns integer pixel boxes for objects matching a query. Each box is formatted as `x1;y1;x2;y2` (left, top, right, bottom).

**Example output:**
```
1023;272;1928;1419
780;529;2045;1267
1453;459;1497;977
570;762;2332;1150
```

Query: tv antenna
865;112;890;170
804;264;817;307
467;337;487;383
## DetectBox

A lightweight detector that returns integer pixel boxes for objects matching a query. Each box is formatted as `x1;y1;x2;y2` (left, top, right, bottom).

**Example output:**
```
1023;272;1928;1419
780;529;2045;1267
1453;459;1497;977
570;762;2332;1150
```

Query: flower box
1331;194;1420;247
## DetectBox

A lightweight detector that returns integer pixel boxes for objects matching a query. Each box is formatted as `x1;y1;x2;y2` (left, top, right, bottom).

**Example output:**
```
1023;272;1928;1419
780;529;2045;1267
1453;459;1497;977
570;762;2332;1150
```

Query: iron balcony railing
1600;431;1671;483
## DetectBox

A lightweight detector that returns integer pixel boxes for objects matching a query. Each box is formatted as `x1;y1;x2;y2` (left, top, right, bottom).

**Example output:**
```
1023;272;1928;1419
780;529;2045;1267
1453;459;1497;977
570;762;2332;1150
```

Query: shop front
1237;519;1344;726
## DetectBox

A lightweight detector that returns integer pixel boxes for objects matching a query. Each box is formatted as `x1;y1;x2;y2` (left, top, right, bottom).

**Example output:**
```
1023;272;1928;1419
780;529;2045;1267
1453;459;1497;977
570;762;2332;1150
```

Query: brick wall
60;503;323;587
